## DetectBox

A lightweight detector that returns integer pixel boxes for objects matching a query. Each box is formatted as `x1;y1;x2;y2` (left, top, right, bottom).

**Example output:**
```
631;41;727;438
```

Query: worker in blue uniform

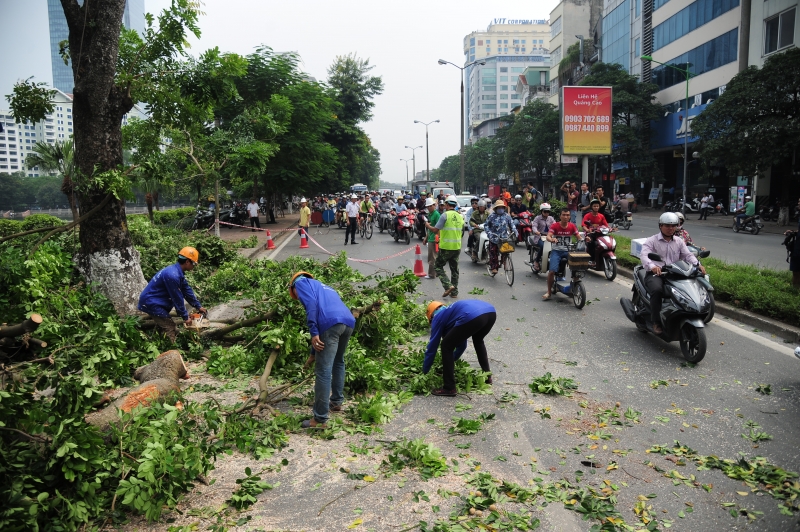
138;246;206;342
423;299;497;396
289;271;356;428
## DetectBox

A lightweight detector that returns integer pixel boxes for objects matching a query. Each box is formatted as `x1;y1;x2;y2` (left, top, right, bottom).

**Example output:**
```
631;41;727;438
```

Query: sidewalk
632;207;796;234
212;213;298;259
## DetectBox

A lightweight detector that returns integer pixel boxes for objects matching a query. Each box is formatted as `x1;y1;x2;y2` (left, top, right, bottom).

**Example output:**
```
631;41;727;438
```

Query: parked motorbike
584;226;618;281
662;200;675;212
220;201;248;228
538;240;588;308
732;214;763;235
610;205;632;230
619;251;712;363
711;201;728;216
377;208;392;233
759;203;780;222
190;205;216;231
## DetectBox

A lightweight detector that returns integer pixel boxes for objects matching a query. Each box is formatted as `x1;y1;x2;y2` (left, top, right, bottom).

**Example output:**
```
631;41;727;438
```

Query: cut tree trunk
133;350;188;382
62;0;147;316
85;378;181;431
0;314;43;338
153;191;160;211
61;174;79;222
145;193;154;223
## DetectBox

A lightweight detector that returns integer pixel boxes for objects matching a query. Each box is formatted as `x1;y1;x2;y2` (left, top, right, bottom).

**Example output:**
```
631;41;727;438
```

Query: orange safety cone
413;244;426;277
299;230;309;249
265;230;276;250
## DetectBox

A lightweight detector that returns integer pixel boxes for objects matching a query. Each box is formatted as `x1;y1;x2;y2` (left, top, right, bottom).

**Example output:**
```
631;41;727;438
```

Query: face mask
496;208;505;215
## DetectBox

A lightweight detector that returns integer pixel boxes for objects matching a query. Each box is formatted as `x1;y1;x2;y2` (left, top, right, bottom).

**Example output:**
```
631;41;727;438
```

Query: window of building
486;48;491;53
511;67;524;73
551;46;562;65
653;0;740;51
500;85;509;90
500;94;509;99
500;103;509;109
500;67;508;72
482;95;497;100
522;47;526;52
652;29;739;90
482;104;497;109
551;16;562;38
486;40;491;44
483;85;497;92
511;94;520;99
765;7;796;54
504;39;508;44
478;40;483;46
654;0;671;9
500;76;509;81
602;0;632;71
635;38;641;59
636;0;641;17
470;37;475;46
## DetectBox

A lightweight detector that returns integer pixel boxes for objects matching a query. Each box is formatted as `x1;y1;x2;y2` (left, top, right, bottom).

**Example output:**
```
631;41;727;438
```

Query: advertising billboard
561;86;612;155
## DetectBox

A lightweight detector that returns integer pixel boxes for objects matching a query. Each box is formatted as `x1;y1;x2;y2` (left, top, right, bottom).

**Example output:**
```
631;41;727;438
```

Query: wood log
133;350;188;383
200;311;275;339
350;301;382;319
0;314;43;338
85;378;181;431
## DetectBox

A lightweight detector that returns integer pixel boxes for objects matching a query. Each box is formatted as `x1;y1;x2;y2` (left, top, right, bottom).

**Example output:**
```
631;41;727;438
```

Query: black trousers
440;312;496;390
698;207;708;220
250;216;261;230
346;217;357;243
644;273;665;325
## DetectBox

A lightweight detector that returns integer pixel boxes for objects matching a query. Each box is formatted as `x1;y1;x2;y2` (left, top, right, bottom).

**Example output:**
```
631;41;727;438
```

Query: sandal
542;292;552;301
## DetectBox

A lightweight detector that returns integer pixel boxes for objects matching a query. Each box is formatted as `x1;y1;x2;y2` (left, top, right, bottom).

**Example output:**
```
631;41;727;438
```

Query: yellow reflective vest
439;210;463;250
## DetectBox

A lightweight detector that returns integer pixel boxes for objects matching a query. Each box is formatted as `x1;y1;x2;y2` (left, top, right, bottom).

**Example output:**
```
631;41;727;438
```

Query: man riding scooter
528;203;555;272
582;199;610;267
467;199;490;261
640;212;706;334
735;196;756;229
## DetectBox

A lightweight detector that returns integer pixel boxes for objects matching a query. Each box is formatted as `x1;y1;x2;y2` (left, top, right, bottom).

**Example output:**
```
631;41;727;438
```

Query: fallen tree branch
199;311;276;339
0;426;51;443
0;314;43;338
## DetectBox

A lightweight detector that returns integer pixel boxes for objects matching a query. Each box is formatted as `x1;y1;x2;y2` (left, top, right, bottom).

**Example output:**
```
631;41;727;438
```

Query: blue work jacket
293;276;355;337
138;263;202;321
423;300;495;373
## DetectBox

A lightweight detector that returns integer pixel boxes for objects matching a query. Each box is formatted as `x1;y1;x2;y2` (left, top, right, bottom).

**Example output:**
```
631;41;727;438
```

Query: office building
514;65;552;105
48;0;146;93
747;0;797;69
548;0;605;106
463;21;551;144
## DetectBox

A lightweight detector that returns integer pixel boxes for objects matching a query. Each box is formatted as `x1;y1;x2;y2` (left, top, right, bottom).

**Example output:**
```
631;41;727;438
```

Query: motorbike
514;212;533;245
687;245;714;324
662;200;675;212
466;227;490;265
377;208;392;233
219;201;248;228
759;203;780;222
619;251;713;363
390;211;413;244
671;198;699;214
414;210;428;241
610;205;632;230
538;239;588;308
584;226;618;281
711;200;728;216
190;205;216;231
732;214;763;235
337;207;348;229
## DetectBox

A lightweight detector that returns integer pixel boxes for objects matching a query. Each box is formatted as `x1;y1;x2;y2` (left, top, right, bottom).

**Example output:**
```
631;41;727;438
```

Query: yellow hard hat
288;271;314;299
426;301;445;323
178;246;199;263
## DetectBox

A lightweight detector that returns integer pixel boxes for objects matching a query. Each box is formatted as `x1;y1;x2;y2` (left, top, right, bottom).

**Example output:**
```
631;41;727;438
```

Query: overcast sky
2;0;561;186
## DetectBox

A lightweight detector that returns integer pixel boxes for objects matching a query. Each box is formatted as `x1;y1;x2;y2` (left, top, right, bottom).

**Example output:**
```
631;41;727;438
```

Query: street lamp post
400;158;411;192
404;145;423;192
413;120;440;184
438;58;486;194
641;55;692;216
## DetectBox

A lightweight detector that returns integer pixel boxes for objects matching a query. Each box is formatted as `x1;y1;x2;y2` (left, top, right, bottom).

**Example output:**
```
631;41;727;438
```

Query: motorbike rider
640;212;706;334
468;199;490;260
735;196;756;229
582;199;610;265
529;203;555;271
674;212;694;245
485;199;518;275
543;208;580;301
509;195;529;228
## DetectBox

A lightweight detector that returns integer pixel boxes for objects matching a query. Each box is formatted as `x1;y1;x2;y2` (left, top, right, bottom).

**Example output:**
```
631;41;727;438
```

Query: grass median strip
614;234;800;324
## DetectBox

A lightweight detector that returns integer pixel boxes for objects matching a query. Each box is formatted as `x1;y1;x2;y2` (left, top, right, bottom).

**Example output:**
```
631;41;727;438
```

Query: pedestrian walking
137;246;206;343
247;198;261;231
424;197;439;279
427;196;463;298
423;300;496;396
345;194;359;245
289;271;356;428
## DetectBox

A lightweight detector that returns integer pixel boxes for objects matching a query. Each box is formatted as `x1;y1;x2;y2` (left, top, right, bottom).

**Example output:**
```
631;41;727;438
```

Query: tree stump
133;350;188;382
85;378;181;431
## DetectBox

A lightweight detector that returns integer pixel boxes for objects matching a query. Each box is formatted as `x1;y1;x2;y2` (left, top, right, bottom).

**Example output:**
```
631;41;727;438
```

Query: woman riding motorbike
485;199;518;275
468;200;490;260
674;212;693;245
530;203;555;271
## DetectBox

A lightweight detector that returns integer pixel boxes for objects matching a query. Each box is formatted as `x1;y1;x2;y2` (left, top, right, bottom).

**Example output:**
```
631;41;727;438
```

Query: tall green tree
692;47;800;220
25;140;77;221
502;100;560;192
580;62;661;186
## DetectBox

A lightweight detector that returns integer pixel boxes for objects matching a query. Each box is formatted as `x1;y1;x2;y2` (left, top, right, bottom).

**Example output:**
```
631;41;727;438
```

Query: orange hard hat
178;246;199;263
288;271;314;299
426;301;445;323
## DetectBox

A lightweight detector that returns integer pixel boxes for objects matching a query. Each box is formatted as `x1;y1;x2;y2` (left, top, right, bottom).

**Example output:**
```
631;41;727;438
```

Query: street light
438;58;486;194
641;55;693;215
400;158;411;192
404;145;423;191
413;120;440;184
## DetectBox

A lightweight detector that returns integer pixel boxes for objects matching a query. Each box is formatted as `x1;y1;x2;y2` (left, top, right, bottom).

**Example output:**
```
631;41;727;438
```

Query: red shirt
582;212;608;229
548;222;579;250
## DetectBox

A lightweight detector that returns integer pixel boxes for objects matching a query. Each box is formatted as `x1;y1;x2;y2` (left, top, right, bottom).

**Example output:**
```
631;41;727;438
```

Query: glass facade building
651;29;738;90
603;0;631;72
48;0;146;93
653;0;740;51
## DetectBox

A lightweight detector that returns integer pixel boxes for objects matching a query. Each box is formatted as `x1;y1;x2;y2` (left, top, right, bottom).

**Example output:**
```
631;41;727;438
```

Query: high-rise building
47;0;146;93
463;20;551;144
747;0;798;69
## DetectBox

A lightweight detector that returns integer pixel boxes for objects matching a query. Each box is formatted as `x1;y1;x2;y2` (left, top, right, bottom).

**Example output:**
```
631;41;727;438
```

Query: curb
246;222;298;260
612;264;800;343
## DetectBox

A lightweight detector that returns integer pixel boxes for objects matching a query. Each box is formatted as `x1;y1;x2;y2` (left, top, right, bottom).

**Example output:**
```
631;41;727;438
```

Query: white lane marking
611;275;798;359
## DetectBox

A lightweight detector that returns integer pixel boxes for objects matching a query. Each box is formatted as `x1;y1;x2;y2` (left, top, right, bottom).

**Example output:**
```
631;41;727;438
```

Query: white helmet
300;197;308;203
425;197;436;207
477;199;487;208
351;194;358;199
675;212;685;224
539;203;551;211
514;194;522;199
659;212;680;225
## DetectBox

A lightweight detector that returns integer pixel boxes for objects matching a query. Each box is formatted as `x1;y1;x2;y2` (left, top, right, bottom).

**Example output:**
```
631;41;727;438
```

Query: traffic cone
413;244;426;277
265;230;276;250
299;229;309;249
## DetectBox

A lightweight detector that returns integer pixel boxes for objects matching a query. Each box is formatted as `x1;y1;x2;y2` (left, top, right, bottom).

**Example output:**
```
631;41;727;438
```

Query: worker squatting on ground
289;271;356;428
137;246;207;342
423;299;497;396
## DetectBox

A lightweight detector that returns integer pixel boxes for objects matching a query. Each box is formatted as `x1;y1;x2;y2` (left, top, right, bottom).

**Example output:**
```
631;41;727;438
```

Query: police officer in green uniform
426;196;464;298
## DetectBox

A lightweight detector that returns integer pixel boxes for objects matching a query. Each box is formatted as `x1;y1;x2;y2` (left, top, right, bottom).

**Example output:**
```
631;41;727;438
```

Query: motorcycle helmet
288;271;314;299
745;196;751;200
425;197;436;207
539;203;551;212
426;301;446;322
589;198;600;206
659;212;680;226
477;199;486;208
445;196;458;206
514;194;522;200
178;246;199;264
300;197;307;203
675;212;685;225
480;193;488;198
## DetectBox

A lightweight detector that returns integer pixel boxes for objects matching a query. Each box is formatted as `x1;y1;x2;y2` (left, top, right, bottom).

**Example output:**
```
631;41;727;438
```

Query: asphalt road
624;209;794;270
262;226;800;531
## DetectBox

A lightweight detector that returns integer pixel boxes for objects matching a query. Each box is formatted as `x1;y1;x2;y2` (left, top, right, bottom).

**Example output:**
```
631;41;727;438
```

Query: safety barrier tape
301;229;417;263
215;220;301;232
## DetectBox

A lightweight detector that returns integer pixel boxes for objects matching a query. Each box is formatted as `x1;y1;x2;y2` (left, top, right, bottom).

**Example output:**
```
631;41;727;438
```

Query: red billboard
561;86;613;155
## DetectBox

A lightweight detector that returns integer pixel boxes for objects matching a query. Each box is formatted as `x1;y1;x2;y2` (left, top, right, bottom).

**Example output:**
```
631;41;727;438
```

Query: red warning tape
301;229;417;263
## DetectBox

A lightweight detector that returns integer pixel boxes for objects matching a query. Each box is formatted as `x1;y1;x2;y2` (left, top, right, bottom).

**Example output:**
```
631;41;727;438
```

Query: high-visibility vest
439;210;463;250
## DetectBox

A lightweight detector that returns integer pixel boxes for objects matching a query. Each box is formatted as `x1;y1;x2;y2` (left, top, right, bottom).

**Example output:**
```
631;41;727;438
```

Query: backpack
783;231;797;262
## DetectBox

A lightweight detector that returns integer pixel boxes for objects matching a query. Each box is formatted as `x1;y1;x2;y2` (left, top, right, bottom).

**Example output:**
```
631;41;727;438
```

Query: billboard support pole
581;156;589;184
